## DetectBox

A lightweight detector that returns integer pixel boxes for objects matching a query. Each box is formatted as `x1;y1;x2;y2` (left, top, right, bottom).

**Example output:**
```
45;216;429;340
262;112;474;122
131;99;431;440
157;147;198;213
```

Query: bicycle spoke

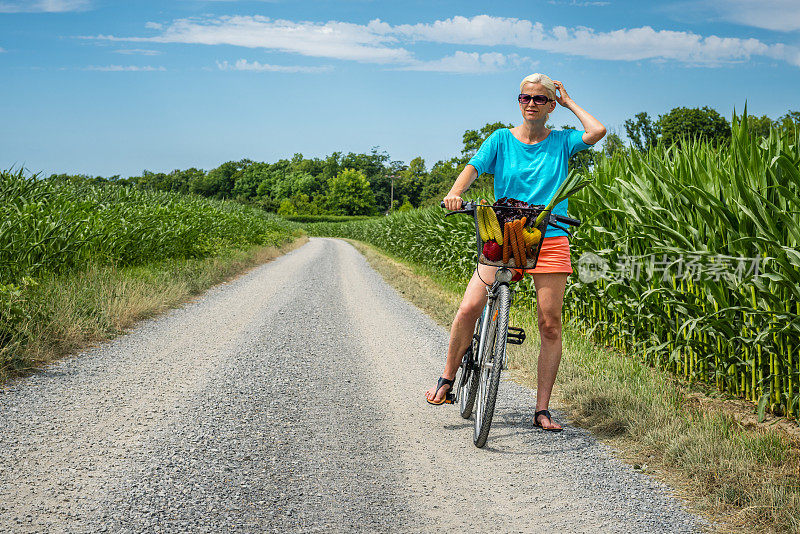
474;283;510;448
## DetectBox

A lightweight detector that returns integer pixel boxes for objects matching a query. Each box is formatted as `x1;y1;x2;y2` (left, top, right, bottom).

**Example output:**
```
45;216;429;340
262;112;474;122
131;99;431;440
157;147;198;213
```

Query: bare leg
531;272;569;430
425;264;497;403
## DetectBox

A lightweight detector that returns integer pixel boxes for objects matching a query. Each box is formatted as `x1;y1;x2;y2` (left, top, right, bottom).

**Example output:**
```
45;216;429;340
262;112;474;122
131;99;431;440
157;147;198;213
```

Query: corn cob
485;206;503;244
476;205;490;242
502;222;511;264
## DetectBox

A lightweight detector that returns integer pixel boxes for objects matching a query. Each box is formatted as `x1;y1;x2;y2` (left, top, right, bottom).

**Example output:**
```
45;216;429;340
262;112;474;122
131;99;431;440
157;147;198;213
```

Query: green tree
322;152;342;181
657;106;730;148
778;110;800;129
339;148;392;212
232;162;271;200
461;121;514;159
325;168;377;216
277;198;297;216
397;196;414;212
396;156;427;207
173;168;205;194
340;148;389;180
624;112;660;152
421;157;465;206
602;132;626;158
192;159;251;198
288;153;325;177
290;193;326;215
744;114;774;138
291;172;323;198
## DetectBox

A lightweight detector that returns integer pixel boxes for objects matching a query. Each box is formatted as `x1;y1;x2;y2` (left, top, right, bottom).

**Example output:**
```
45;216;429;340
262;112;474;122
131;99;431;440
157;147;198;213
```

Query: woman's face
519;82;556;122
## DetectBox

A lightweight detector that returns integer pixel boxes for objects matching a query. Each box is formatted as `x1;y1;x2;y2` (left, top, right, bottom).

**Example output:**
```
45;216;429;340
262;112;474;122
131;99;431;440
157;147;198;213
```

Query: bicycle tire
473;284;510;448
458;325;481;419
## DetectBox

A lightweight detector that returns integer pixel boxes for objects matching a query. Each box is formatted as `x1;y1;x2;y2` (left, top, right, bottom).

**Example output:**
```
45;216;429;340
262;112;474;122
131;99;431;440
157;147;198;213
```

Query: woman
425;73;606;432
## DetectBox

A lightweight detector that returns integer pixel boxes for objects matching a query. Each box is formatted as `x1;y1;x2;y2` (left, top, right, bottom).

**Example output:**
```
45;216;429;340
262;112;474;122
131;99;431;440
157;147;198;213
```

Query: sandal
426;376;455;405
533;409;563;432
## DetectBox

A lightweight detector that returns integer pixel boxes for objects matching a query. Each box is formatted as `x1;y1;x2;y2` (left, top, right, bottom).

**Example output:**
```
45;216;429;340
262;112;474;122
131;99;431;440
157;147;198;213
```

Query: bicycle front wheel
473;284;510;448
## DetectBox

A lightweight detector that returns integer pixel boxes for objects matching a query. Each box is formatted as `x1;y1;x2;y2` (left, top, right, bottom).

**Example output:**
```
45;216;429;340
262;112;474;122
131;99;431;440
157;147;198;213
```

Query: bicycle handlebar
440;200;581;227
440;200;474;216
552;214;581;227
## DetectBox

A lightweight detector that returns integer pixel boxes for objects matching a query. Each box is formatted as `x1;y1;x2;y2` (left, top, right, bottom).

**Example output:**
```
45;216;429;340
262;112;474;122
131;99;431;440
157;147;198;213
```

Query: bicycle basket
473;203;550;270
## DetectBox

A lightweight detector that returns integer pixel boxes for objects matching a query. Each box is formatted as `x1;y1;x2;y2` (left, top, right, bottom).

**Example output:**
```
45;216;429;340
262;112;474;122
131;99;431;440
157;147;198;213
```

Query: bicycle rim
474;284;510;448
458;316;483;418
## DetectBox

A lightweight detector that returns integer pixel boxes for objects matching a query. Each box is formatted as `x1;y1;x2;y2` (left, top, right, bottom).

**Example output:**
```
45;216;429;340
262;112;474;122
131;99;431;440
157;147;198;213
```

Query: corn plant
566;113;799;420
0;170;298;285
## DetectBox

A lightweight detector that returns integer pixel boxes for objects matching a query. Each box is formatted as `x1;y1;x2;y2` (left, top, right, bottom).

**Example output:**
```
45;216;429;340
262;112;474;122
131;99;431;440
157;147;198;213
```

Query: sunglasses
518;94;554;105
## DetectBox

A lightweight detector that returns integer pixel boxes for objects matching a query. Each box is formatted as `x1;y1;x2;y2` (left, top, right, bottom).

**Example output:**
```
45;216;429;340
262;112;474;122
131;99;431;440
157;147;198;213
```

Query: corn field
0;171;299;351
0;171;297;285
309;115;800;420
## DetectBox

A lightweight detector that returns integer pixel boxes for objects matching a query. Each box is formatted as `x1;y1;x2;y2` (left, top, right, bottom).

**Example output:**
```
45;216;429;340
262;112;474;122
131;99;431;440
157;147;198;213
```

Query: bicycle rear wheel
457;320;481;419
473;284;510;448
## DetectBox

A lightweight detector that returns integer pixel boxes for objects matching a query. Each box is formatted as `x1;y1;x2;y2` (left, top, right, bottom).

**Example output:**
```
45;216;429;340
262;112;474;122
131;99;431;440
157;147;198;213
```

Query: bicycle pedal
507;327;526;345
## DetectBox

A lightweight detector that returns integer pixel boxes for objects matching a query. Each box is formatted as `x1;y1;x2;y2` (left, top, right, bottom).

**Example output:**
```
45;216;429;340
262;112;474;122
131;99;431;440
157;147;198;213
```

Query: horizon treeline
46;106;799;217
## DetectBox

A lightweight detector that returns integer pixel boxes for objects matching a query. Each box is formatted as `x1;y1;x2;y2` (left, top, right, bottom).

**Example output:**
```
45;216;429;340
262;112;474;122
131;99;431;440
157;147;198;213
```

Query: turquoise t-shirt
467;128;592;238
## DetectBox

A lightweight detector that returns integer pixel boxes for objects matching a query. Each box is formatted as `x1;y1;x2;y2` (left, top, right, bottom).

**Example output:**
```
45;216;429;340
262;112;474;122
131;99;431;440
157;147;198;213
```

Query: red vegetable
482;240;502;261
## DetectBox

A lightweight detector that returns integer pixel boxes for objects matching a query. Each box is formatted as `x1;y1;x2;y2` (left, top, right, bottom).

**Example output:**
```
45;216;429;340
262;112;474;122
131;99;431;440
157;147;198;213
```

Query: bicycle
442;200;580;448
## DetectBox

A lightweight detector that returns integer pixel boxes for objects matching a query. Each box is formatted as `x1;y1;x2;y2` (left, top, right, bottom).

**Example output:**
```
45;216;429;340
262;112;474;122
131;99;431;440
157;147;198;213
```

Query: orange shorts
519;236;572;275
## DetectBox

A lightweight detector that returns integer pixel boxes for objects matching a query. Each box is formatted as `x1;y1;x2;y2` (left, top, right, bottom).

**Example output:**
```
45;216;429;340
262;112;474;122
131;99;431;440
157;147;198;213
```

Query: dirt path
0;238;706;533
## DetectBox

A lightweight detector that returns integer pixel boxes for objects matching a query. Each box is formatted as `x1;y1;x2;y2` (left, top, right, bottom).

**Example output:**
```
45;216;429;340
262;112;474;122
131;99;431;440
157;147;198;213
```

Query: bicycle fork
479;282;526;371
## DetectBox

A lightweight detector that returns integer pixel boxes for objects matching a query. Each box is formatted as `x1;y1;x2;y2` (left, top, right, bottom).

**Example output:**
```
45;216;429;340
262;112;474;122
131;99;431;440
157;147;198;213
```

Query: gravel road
0;238;708;533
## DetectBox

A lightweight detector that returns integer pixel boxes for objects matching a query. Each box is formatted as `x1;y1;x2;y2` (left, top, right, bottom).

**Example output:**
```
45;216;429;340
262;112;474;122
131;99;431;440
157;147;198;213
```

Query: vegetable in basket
533;169;593;228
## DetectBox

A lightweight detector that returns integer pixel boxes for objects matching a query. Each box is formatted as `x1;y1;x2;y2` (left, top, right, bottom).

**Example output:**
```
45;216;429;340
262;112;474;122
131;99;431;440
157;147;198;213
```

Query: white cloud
216;59;331;73
391;15;545;47
114;48;162;56
84;65;166;71
393;15;800;66
402;52;535;73
145;22;163;30
92;16;412;64
83;14;800;70
702;0;800;32
0;0;90;12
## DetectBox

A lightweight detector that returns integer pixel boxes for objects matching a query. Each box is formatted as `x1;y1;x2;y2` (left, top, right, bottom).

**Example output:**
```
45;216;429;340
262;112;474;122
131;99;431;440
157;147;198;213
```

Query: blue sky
1;0;799;177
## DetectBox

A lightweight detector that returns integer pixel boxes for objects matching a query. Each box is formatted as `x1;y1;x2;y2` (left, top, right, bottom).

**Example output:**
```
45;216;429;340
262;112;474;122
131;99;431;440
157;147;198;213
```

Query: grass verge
345;238;800;534
1;236;308;381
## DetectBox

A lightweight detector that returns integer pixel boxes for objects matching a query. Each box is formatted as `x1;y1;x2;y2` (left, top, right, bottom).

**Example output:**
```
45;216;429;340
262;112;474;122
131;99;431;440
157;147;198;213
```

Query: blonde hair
519;73;556;100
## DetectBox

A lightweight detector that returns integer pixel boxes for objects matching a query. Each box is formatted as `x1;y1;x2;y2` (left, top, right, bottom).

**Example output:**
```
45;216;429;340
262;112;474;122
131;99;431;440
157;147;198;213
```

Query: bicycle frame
475;268;513;371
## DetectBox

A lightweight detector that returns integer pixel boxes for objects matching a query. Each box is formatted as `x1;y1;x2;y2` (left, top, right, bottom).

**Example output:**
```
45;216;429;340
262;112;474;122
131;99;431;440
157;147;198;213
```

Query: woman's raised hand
552;80;573;107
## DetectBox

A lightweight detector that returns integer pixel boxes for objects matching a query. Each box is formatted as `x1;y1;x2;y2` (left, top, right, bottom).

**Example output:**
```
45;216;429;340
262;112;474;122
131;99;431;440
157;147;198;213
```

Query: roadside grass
345;238;800;534
1;236;308;381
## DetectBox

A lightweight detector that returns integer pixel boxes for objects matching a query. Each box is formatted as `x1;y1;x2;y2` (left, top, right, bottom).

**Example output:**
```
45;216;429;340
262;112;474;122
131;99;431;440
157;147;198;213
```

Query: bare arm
552;80;606;145
443;164;479;210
